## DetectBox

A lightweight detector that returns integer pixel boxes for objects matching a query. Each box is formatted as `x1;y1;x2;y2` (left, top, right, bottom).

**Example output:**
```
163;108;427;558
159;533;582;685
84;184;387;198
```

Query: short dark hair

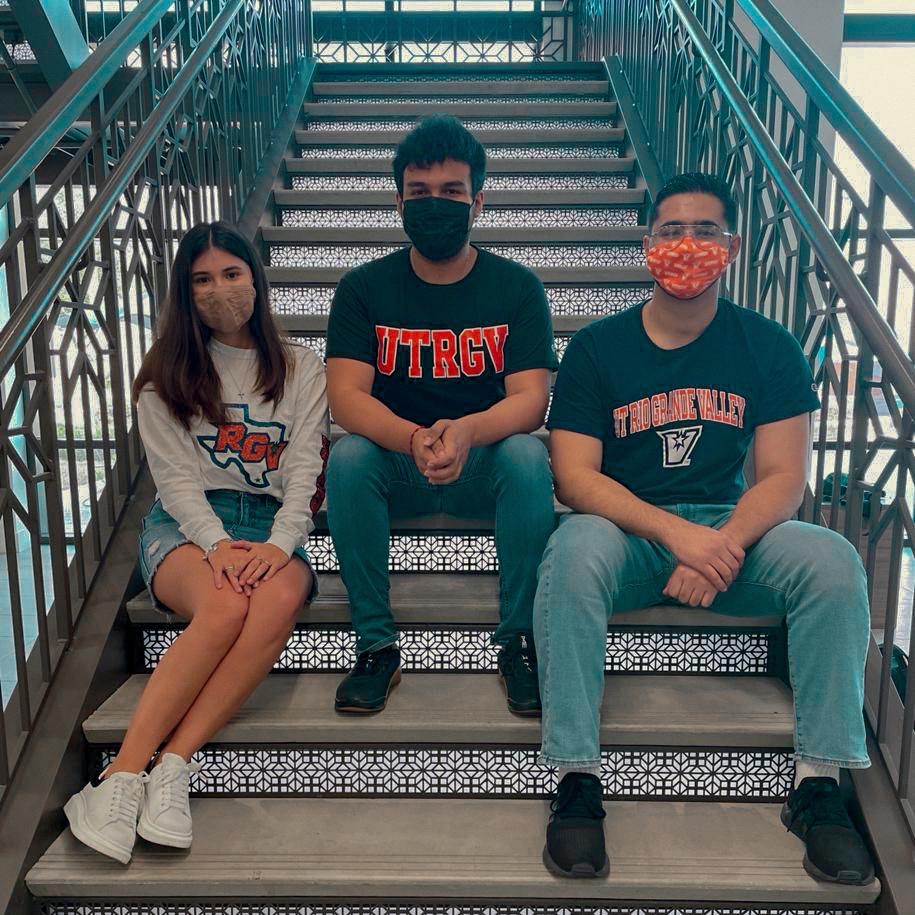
648;172;738;231
393;115;487;196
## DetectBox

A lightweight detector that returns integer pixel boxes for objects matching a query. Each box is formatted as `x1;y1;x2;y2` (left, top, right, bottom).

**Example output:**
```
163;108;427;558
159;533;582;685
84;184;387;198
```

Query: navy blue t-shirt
547;299;820;505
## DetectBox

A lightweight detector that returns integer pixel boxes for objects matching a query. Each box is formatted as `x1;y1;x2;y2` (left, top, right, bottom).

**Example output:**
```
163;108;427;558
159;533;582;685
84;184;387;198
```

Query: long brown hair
132;222;292;429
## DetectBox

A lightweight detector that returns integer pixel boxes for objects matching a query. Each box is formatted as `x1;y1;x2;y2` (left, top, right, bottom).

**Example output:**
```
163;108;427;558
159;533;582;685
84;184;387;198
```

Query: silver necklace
219;356;248;402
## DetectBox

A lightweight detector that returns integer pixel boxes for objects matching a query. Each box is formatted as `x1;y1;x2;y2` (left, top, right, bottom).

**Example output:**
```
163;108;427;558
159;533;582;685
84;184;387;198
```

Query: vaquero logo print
197;404;288;488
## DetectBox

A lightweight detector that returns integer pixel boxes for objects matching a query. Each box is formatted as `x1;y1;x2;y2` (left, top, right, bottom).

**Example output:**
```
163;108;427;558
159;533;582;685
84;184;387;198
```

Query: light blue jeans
327;432;556;654
534;504;871;770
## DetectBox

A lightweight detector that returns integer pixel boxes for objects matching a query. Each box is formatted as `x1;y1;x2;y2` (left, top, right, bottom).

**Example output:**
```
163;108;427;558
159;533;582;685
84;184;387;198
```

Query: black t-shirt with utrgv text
327;245;560;428
547;298;821;505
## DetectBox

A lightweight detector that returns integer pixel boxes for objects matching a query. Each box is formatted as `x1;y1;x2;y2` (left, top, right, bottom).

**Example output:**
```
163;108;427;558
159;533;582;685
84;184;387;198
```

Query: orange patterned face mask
645;235;730;300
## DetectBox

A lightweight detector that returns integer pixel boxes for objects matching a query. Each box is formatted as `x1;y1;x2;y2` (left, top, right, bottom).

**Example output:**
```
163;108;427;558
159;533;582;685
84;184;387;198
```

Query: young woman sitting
64;221;329;863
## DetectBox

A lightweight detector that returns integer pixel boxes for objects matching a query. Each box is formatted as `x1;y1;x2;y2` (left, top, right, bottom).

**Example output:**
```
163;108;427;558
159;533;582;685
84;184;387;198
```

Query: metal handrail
667;0;915;411
739;0;915;230
0;0;245;381
0;0;173;208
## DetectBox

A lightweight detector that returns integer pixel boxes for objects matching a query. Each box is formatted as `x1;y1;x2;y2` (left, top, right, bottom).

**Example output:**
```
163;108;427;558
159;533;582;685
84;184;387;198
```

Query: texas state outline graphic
197;403;288;489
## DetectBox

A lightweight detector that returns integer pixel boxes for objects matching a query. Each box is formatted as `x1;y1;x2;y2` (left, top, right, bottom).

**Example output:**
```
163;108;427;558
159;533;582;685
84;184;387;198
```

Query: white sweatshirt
137;339;329;557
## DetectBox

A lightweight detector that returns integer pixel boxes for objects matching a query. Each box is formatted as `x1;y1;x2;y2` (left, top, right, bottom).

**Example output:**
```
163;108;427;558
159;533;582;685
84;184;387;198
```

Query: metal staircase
3;0;915;911
21;63;882;913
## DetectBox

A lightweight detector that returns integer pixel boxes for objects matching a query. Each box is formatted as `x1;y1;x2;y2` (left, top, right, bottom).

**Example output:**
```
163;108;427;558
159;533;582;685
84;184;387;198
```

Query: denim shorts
139;488;318;614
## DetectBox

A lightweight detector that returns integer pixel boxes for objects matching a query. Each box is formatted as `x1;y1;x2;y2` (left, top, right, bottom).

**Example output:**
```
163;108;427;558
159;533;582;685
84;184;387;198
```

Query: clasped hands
410;417;474;485
203;538;290;595
661;523;746;608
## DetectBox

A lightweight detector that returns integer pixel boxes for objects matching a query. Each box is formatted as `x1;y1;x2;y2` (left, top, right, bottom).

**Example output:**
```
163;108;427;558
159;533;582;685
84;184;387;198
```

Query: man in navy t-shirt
537;173;873;887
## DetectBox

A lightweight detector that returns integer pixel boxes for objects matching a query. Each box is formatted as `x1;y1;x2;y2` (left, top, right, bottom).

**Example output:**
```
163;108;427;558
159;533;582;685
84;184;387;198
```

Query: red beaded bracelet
408;425;423;452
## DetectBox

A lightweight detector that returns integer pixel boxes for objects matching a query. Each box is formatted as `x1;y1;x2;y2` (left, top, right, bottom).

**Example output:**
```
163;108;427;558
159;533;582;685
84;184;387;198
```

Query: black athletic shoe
497;632;541;716
780;777;875;885
543;772;609;878
334;645;402;713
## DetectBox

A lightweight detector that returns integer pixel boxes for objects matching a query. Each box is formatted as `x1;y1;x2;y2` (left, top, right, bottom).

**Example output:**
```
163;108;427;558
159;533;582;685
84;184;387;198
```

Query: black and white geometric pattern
318;72;595;82
299;144;622;159
140;627;771;674
313;94;601;104
308;532;499;572
303;118;614;132
271;285;336;315
279;207;639;229
290;175;632;191
289;335;327;358
91;745;792;800
268;242;644;269
547;285;651;315
270;284;650;318
42;903;869;914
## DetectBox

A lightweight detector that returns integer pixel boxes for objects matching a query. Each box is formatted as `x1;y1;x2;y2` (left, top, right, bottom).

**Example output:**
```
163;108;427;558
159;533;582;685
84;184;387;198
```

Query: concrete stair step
285;156;636;176
27;797;880;904
83;672;794;748
295;127;626;146
262;226;647;244
303;101;617;118
312;79;611;96
126;571;782;630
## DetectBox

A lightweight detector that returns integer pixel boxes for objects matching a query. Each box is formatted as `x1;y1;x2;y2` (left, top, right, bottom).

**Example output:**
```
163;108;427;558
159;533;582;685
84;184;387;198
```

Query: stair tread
312;79;611;96
303;101;617;117
27;797;880;902
83;673;794;746
267;266;652;285
265;227;646;244
126;571;782;629
295;127;626;145
285;156;636;174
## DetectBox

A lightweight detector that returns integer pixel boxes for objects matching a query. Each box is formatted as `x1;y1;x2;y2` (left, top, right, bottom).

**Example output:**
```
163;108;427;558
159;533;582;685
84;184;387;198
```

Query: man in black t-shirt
326;116;559;717
537;174;874;887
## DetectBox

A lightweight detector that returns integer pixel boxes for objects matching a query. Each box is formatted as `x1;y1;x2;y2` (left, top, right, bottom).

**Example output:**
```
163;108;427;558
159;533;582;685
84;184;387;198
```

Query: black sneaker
334;645;402;713
497;632;541;716
780;777;875;885
543;772;609;878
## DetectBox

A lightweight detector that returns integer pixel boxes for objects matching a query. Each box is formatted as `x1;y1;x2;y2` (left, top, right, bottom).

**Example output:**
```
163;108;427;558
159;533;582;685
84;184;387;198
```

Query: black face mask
402;196;473;261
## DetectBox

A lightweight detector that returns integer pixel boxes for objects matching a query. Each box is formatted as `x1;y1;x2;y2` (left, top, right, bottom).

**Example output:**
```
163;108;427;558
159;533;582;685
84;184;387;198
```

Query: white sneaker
137;752;200;848
63;771;148;864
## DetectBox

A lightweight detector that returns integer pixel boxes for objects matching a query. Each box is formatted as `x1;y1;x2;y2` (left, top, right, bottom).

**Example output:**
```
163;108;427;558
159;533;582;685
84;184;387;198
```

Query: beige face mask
195;284;256;334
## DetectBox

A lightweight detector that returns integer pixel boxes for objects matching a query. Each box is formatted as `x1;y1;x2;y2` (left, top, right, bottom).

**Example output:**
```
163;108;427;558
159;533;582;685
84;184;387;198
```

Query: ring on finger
225;564;236;572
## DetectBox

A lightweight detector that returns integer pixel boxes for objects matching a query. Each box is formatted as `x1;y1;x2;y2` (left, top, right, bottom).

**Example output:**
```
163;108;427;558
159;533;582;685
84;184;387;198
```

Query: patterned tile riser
91;745;793;801
279;207;640;229
312;94;603;104
271;284;651;317
318;73;602;82
299;145;622;159
302;118;616;131
268;243;645;270
41;902;869;914
289;175;632;191
140;627;771;675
